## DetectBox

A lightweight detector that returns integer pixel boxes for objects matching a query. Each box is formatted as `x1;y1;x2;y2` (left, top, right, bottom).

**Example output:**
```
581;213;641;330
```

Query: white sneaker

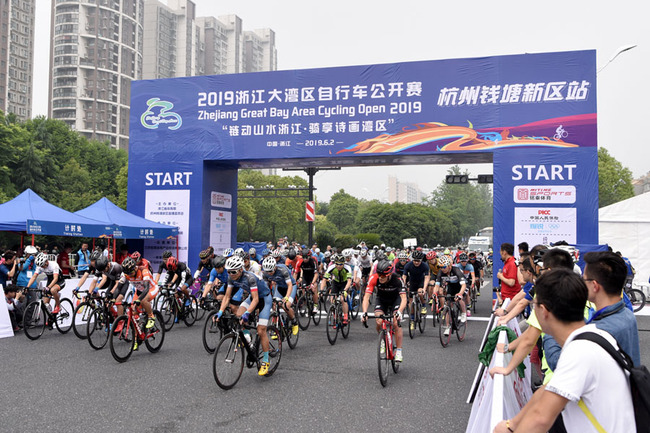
460;313;467;323
444;327;450;336
395;349;403;362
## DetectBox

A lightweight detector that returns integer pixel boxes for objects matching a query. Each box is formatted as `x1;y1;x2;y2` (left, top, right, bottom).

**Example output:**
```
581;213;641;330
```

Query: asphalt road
2;292;650;433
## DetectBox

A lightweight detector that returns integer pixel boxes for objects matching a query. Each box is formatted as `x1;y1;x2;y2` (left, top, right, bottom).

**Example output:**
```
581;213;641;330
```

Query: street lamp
598;44;637;74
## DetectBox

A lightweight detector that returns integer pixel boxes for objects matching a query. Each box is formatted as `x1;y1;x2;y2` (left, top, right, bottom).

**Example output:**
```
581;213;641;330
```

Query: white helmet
360;249;367;257
35;253;48;267
24;245;38;255
262;256;277;272
342;249;353;258
225;255;244;271
386;246;392;252
271;249;282;258
398;251;409;260
234;247;246;258
315;248;320;254
438;255;452;268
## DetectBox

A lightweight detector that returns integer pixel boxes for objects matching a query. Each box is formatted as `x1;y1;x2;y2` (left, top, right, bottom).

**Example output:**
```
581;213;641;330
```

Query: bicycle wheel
54;298;74;334
159;296;176;331
182;296;198;327
312;297;323;326
390;332;400;374
455;304;467;342
202;310;223;354
145;311;166;353
326;305;338;345
627;289;646;313
260;325;283;376
213;333;244;390
341;306;351;339
296;295;311;331
419;300;427;334
284;314;299;349
377;331;389;387
23;301;46;340
350;289;360;320
72;301;94;339
109;316;135;362
439;306;451;348
87;308;110;350
408;302;416;339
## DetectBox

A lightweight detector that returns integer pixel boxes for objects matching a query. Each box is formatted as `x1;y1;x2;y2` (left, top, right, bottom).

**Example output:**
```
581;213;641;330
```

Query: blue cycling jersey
228;270;271;300
262;264;295;289
209;267;228;286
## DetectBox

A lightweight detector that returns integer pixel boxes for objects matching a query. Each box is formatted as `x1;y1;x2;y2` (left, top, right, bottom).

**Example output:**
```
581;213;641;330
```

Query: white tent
599;191;650;289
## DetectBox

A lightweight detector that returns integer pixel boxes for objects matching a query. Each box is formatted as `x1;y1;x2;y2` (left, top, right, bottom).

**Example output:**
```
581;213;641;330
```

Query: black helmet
121;257;137;274
375;250;386;261
333;254;345;265
95;255;109;272
459;253;469;261
199;248;211;260
376;260;393;275
90;249;102;261
287;248;297;260
412;251;425;261
212;255;226;268
301;248;311;258
162;250;172;260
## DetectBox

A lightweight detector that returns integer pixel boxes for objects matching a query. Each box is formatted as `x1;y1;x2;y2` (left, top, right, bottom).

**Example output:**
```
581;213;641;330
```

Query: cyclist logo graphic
140;98;182;131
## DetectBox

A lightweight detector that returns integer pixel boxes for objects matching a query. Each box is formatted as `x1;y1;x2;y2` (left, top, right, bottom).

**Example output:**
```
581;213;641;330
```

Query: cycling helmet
95;255;109;272
375;251;386;261
360;249;367;257
426;251;437;261
162;250;173;260
373;245;378;250
199;249;211;260
376;260;393;276
262;248;270;257
262;256;277;272
438;255;452;268
248;247;257;257
212;256;226;268
324;251;331;258
271;249;282;258
398;251;409;260
469;252;477;258
223;248;234;257
90;249;103;261
386;246;392;252
459;253;469;262
234;247;246;258
416;246;423;252
24;245;38;255
412;251;425;261
301;248;311;258
287;249;297;260
342;249;353;258
242;253;251;260
35;253;48;267
333;254;345;265
380;243;386;249
166;256;178;272
315;248;320;254
443;248;451;255
122;257;137;274
130;251;142;262
225;255;244;271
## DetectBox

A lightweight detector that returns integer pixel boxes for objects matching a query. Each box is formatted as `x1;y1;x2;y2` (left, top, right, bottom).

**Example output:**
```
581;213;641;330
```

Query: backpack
573;332;650;433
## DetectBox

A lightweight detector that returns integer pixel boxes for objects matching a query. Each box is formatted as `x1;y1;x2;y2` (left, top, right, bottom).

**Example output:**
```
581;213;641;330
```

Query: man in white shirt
493;267;635;433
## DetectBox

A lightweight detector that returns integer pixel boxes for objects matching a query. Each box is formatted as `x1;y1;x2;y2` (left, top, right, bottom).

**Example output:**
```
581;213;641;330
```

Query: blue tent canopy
0;189;108;237
75;197;178;239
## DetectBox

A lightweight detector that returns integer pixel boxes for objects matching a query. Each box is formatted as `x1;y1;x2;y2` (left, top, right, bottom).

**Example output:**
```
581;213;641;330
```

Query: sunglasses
227;270;239;275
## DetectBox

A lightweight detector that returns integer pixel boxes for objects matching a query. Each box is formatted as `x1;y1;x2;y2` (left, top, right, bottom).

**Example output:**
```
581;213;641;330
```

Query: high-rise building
48;0;144;150
196;15;227;75
388;175;424;204
0;0;35;120
244;28;276;73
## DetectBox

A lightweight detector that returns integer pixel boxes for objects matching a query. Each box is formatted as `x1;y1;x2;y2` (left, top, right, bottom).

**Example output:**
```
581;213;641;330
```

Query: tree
327;189;359;233
598;147;634;208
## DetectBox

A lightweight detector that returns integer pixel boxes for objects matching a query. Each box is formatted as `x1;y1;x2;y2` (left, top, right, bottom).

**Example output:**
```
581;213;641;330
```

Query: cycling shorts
98;279;118;295
407;281;425;294
274;283;297;303
375;296;401;314
329;280;348;295
446;284;462;297
46;274;66;289
136;284;158;300
115;280;129;298
361;267;371;277
241;292;272;326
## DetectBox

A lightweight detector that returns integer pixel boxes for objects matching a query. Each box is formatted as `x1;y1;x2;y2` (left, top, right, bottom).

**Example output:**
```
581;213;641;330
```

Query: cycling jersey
455;262;475;282
285;257;302;273
263;264;295;289
138;257;153;273
229;270;272;326
366;273;406;312
34;261;66;289
435;266;466;296
357;255;372;269
402;261;430;291
323;263;352;283
392;258;408;277
244;260;262;278
427;261;440;278
296;256;318;282
208;267;228;292
164;262;193;288
469;259;483;275
124;267;159;300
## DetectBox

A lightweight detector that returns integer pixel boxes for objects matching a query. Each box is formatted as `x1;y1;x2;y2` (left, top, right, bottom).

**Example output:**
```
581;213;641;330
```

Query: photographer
4;285;25;332
16;246;38;289
0;250;17;288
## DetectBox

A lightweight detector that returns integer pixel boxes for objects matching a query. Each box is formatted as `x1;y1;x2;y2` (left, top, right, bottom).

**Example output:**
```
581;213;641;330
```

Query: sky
32;0;648;202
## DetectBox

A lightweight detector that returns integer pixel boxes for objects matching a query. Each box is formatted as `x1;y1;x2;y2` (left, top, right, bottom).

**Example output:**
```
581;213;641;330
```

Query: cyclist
216;256;274;376
130;251;152;273
243;253;262;278
321;254;353;324
248;248;259;263
193;247;215;280
295;249;320;314
94;255;127;316
201;255;228;303
435;255;467;336
343;248;357;271
163;257;194;308
426;251;440;308
355;249;373;291
401;250;430;328
154;250;173;283
468;251;484;296
393;251;409;278
455;253;475;314
121;257;158;331
26;253;66;314
261;256;298;336
284;248;302;279
361;260;407;362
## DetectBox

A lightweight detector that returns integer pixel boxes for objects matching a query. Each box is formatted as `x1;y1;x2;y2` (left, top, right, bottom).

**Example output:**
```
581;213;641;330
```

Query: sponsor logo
141;98;182;130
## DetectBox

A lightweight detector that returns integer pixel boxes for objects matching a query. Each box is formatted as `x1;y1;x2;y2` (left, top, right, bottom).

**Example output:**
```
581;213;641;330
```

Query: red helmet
426;251;436;261
416;246;423;251
166;256;178;272
130;251;141;262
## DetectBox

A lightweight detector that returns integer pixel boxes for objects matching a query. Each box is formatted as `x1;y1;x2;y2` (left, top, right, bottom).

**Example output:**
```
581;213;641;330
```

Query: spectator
493;268;635;433
16;246;38;289
583;251;641;366
4;285;25;331
115;244;129;265
518;241;529;257
57;243;73;279
497;243;521;301
77;242;90;273
0;250;17;288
